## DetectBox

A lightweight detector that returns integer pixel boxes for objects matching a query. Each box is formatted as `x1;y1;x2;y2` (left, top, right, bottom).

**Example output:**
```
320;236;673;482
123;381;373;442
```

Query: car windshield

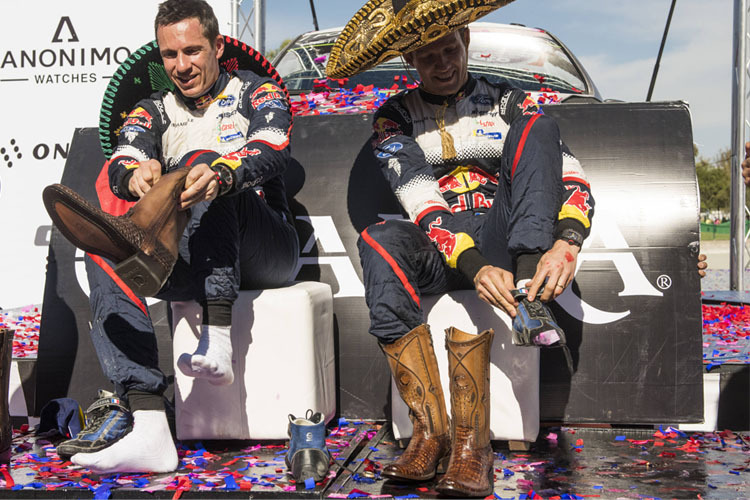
275;24;588;95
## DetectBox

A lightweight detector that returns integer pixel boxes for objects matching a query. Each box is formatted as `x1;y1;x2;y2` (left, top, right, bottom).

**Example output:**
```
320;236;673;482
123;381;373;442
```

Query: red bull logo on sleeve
427;217;457;258
426;217;476;268
219;147;262;169
251;83;285;110
373;118;403;145
519;95;541;116
251;83;284;101
124;107;153;129
559;185;592;228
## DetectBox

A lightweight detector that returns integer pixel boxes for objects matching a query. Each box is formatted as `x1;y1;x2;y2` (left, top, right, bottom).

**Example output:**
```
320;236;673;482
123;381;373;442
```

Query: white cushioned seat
171;281;335;440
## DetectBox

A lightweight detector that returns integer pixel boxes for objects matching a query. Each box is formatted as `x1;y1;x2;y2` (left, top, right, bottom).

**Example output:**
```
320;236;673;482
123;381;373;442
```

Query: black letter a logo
52;17;79;43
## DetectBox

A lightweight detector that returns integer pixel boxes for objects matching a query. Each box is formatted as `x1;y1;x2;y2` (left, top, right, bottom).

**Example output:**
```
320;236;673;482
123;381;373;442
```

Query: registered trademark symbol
656;274;672;290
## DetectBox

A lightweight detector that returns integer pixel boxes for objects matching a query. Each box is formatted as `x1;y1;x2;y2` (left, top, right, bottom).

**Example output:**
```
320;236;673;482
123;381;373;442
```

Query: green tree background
695;146;750;217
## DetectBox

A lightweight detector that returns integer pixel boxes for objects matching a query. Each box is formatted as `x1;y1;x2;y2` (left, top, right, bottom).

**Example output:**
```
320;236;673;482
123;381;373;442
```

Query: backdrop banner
39;100;703;423
0;0;232;309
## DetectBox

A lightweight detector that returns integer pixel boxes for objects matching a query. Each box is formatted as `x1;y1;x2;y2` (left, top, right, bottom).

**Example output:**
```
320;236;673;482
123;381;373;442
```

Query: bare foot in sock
176;324;234;385
71;410;178;473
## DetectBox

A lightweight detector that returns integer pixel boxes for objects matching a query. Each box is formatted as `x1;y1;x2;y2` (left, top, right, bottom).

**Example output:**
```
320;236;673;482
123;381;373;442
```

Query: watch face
561;229;583;246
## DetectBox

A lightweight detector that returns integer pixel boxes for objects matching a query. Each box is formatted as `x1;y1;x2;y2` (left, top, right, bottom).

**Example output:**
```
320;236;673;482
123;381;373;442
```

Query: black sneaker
56;390;132;459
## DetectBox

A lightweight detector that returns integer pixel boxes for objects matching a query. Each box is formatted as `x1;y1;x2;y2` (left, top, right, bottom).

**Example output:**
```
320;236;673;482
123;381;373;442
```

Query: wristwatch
210;163;234;196
558;228;584;248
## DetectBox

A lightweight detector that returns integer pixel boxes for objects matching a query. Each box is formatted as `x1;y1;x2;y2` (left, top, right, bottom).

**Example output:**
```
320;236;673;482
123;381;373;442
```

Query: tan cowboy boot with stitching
42;166;191;296
436;327;495;497
380;324;450;481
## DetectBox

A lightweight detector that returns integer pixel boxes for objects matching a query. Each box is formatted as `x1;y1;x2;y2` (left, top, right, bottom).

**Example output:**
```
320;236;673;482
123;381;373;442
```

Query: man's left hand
527;239;580;302
180;163;220;210
697;253;708;278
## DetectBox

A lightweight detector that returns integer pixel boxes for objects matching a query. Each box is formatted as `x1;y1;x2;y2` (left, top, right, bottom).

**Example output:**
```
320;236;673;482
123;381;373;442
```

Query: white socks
177;324;234;385
71;410;177;473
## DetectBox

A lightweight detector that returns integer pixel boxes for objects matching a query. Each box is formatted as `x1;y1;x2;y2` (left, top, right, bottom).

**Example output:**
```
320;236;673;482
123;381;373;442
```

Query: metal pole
730;0;747;291
646;0;676;102
254;0;265;54
230;0;238;38
309;0;320;31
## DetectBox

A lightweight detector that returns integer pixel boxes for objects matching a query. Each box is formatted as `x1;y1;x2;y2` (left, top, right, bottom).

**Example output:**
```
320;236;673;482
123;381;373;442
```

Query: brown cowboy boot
380;324;450;481
436;327;495;497
42;167;191;296
0;329;14;462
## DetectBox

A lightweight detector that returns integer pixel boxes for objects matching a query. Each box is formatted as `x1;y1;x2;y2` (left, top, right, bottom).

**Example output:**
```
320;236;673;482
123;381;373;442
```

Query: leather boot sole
43;184;173;296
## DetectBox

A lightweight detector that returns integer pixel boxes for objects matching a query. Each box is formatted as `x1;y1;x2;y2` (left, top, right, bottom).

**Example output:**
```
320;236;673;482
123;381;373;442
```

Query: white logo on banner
292;213;665;325
555;218;664;324
294;216;365;298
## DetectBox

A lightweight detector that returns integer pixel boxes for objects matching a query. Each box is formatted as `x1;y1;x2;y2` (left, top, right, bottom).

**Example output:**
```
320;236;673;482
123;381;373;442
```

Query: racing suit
86;69;299;396
357;74;594;343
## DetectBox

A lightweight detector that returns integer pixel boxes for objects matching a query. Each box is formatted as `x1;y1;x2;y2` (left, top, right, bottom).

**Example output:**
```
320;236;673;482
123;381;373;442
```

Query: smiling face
157;17;224;98
404;29;470;96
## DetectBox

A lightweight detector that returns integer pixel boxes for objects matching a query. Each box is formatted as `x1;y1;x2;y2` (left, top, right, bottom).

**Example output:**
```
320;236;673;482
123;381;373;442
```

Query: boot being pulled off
42;167;190;296
380;324;450;481
436;327;495;498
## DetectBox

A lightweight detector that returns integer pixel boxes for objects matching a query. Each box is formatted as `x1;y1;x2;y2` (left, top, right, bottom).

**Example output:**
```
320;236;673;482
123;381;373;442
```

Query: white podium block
391;290;540;442
172;281;335;440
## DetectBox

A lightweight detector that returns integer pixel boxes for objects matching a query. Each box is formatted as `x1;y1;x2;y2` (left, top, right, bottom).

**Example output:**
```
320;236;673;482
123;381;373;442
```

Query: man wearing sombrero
328;0;594;496
42;0;299;473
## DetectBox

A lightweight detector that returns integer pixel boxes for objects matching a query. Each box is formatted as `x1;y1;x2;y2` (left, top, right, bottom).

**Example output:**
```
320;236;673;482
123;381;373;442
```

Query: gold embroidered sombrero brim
326;0;515;79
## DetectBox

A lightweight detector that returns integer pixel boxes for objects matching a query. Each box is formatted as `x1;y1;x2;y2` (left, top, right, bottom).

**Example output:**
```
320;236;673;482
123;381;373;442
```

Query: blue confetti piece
615;435;626;441
502;468;514;477
305;477;315;489
593;485;603;489
395;495;420;499
730;470;740;475
93;484;113;499
223;476;239;490
338;417;348;426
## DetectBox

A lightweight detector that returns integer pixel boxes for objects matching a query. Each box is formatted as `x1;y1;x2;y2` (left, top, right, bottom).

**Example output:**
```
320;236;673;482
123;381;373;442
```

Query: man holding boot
42;0;298;473
327;0;594;497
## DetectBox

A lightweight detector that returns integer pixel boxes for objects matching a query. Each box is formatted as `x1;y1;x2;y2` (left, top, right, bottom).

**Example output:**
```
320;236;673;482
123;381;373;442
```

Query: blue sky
240;0;734;161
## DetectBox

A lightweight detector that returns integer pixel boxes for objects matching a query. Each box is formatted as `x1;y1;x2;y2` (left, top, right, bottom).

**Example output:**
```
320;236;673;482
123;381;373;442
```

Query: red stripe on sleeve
511;113;541;181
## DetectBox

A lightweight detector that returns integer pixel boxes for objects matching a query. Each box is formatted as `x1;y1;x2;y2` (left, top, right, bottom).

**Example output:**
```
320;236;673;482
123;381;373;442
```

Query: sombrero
326;0;515;79
99;36;287;159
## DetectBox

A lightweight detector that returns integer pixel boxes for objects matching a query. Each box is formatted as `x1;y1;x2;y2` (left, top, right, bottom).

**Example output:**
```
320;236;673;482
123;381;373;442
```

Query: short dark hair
154;0;220;43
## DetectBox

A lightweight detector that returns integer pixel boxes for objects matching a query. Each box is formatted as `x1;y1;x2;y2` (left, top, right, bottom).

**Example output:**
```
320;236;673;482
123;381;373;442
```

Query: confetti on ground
1;422;745;499
0;305;41;359
702;303;750;368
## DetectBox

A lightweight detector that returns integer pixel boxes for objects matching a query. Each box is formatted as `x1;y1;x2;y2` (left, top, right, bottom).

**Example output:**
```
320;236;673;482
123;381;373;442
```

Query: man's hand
473;265;518;317
743;142;750;186
697;253;708;278
180;163;220;210
128;159;162;198
527;239;580;302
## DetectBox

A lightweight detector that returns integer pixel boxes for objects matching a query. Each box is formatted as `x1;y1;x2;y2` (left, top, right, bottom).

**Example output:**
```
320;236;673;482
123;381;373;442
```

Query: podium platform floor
0;422;746;499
